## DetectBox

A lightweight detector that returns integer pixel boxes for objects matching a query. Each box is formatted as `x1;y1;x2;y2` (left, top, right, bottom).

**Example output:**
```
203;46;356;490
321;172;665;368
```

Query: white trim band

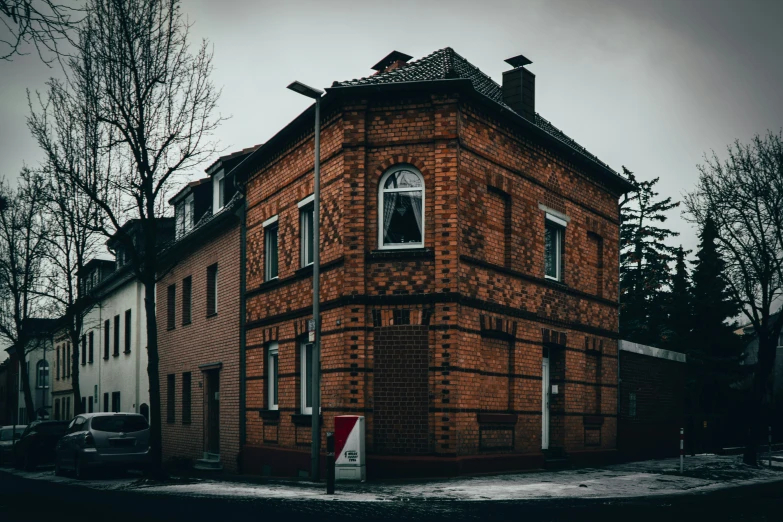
619;340;687;363
538;203;570;226
298;194;314;208
262;215;279;228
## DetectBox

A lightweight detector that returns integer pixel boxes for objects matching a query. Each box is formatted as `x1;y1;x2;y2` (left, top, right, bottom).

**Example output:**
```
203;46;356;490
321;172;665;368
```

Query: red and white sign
335;415;365;481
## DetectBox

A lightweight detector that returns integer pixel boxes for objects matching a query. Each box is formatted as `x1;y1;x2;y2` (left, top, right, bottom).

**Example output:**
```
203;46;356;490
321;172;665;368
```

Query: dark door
205;371;220;454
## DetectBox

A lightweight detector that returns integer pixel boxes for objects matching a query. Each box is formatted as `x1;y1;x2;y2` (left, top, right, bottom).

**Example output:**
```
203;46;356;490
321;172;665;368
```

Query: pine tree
666;246;692;351
689;215;743;415
619;167;680;346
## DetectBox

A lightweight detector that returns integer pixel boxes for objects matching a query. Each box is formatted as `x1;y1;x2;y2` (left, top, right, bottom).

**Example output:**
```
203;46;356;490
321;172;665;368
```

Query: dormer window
175;194;195;239
214;171;226;212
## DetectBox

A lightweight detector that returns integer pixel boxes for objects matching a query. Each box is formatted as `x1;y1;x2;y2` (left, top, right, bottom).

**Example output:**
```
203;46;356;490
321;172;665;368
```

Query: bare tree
29;0;223;474
685;131;783;465
0;168;52;421
0;0;79;62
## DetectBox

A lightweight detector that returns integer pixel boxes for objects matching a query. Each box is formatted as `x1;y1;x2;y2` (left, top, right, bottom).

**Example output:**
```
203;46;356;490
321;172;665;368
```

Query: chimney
371;50;413;75
502;54;535;122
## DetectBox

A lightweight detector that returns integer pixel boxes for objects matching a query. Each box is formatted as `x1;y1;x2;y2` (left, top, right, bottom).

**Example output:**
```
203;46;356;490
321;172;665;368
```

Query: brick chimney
371;50;413;75
502;54;535;122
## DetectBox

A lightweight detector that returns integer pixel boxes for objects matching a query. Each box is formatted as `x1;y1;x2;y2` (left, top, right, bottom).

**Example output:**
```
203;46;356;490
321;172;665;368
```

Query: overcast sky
1;0;781;259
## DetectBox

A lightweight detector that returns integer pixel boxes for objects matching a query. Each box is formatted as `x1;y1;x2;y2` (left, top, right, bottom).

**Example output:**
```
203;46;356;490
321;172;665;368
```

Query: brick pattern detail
373;325;430;455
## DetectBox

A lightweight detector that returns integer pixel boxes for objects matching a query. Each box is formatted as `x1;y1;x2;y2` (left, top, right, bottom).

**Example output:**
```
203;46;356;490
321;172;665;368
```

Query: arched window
36;360;49;389
378;165;425;249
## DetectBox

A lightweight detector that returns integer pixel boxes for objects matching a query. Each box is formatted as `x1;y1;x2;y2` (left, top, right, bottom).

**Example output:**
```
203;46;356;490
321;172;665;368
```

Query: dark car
13;421;69;470
56;413;150;478
0;425;26;466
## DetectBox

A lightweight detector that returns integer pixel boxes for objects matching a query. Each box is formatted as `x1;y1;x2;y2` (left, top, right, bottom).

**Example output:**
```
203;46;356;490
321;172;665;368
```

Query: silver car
55;413;150;478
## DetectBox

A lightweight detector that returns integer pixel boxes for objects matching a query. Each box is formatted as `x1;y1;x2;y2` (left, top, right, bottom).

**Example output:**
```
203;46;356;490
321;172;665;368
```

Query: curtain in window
382;191;398;242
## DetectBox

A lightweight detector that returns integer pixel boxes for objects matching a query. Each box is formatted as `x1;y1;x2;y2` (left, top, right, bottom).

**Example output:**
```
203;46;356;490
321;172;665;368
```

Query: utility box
334;415;366;481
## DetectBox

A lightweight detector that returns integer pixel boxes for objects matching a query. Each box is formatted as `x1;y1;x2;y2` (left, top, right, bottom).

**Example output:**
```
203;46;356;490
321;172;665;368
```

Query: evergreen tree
666;246;692;351
619;167;680;346
689;215;743;415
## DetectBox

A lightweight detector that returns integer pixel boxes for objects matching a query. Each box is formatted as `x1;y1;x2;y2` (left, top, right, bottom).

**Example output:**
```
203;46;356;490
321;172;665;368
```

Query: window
214;171;226;212
56;347;60;380
268;342;279;411
113;315;120;356
124;309;132;353
264;217;278;281
103;392;109;412
300;342;314;415
104;320;110;359
544;214;566;281
81;397;86;415
182;372;191;424
54;399;60;420
167;374;175;423
299;196;314;267
36;360;49;389
629;392;637;418
65;397;70;419
88;396;94;413
81;335;86;365
88;331;94;363
379;165;424;249
66;344;70;377
111;391;121;413
167;284;176;329
182;276;192;325
206;264;218;316
175;195;195;239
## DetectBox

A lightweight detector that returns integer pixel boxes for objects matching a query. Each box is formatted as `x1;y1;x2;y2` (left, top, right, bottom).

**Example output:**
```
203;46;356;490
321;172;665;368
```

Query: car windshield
0;429;22;441
91;416;148;433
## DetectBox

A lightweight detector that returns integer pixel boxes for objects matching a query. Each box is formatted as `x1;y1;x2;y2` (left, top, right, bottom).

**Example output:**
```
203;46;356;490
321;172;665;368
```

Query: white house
7;318;59;423
77;219;174;419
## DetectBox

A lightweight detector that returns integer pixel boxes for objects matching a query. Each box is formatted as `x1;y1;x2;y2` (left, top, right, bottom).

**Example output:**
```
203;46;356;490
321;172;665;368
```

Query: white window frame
263;215;279;281
544;213;567;282
268;342;279;411
212;265;218;314
184;194;194;234
213;170;226;212
300;342;314;415
299;196;314;268
36;360;49;389
378;165;425;250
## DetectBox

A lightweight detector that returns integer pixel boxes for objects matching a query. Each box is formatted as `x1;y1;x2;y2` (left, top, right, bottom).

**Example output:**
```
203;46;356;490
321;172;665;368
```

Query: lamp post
287;80;324;481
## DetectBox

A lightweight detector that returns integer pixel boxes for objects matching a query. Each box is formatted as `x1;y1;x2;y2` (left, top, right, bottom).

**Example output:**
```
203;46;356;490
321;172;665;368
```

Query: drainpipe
236;180;248;467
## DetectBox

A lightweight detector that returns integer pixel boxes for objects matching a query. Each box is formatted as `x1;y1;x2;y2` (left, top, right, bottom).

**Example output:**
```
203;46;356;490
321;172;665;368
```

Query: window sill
112;353;119;358
259;409;280;421
167;327;176;331
366;248;433;262
258;277;282;291
206;312;218;319
477;413;518;425
583;415;604;427
123;350;131;355
182;321;192;327
103;357;109;361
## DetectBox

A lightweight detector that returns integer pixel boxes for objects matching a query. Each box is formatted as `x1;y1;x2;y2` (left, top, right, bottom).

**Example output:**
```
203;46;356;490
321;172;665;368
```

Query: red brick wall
157;222;241;471
242;88;623;476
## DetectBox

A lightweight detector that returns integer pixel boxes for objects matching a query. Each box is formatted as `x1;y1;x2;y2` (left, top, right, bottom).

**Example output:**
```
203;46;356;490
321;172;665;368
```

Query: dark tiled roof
332;47;614;173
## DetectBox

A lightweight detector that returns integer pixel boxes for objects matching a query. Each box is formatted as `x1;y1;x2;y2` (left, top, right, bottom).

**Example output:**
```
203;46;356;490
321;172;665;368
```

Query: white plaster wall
79;278;149;415
16;337;54;421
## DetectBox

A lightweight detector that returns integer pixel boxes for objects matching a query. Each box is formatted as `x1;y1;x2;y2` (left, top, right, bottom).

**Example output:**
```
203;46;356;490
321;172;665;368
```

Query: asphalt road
1;469;782;522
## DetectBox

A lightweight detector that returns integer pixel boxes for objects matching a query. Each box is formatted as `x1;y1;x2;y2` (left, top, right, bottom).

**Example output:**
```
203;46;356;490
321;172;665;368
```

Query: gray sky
1;0;782;259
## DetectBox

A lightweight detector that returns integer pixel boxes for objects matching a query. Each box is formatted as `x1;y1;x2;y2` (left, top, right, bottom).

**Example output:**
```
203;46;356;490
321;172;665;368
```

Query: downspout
136;280;142;413
236;182;248;471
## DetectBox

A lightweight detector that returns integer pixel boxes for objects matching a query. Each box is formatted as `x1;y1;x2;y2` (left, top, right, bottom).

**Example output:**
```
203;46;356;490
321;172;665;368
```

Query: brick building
234;48;633;477
157;146;258;472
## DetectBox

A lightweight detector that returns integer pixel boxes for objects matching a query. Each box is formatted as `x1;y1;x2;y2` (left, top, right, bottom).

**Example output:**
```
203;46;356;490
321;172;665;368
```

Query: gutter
235;181;248;468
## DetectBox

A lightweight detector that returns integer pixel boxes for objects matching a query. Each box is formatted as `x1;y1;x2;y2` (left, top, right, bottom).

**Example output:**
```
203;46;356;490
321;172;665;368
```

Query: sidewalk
4;453;783;502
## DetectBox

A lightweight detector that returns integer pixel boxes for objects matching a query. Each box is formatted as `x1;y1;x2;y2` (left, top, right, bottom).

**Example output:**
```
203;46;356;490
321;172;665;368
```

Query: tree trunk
19;350;36;422
69;310;83;416
143;271;163;477
743;333;776;465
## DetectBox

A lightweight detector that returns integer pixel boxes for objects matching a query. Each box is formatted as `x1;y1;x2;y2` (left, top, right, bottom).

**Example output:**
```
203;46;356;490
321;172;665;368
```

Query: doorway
205;371;220;454
542;357;550;450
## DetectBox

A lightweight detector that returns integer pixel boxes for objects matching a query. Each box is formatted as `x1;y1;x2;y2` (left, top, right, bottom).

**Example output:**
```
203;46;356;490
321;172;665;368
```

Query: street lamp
287;80;324;481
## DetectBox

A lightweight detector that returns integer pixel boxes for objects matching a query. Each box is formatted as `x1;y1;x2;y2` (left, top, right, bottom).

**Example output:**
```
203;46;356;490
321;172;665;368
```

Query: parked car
0;425;27;466
56;413;150;478
12;421;68;470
